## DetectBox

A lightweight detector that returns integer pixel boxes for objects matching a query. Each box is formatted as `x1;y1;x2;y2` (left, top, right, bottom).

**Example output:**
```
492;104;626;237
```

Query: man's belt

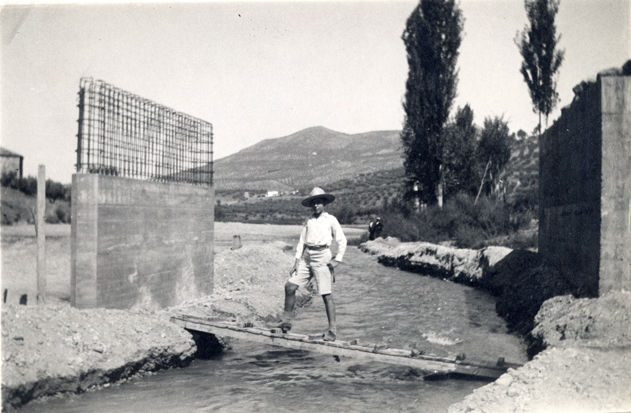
306;244;329;251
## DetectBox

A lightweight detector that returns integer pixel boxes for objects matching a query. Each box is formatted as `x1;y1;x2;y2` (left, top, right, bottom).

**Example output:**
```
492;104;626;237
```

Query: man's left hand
329;260;341;269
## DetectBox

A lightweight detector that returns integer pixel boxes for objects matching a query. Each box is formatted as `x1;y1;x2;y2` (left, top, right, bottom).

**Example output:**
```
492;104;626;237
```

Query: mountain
213;126;540;210
213;127;403;191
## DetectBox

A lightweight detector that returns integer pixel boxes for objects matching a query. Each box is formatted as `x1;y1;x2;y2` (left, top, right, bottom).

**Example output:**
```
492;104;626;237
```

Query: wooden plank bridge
171;315;521;380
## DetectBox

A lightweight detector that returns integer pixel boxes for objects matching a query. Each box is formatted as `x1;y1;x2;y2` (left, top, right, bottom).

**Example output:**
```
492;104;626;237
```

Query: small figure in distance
368;216;383;240
275;187;347;342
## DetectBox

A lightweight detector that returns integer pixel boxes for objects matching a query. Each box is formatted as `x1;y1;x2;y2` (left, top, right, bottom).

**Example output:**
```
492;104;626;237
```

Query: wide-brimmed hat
302;187;335;207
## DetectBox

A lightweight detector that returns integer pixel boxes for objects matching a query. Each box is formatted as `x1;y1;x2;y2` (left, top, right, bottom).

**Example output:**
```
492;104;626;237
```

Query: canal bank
360;238;631;412
3;235;629;411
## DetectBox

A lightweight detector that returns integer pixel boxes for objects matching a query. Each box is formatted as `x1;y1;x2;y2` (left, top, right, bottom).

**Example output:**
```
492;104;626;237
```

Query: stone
507;386;519;397
496;374;513;387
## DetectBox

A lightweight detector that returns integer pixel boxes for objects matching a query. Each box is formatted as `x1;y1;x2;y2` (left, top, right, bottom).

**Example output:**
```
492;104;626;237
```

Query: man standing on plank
276;187;347;342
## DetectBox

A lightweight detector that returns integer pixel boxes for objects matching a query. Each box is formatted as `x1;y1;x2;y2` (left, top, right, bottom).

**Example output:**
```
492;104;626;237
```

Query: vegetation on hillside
374;193;537;250
213;127;402;192
1;172;71;225
215;168;406;225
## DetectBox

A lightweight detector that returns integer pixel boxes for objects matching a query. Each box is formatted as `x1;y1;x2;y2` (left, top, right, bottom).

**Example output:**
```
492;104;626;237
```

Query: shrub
54;201;72;223
2;203;22;225
1;187;35;225
45;201;71;224
45;209;60;224
376;192;534;249
46;180;71;202
15;176;37;197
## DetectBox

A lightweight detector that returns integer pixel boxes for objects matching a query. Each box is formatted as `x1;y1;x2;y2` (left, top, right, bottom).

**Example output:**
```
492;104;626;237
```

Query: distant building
266;190;279;197
0;147;24;178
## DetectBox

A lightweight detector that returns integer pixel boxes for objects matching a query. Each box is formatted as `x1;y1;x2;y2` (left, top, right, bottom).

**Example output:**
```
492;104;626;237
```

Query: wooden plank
170;315;519;379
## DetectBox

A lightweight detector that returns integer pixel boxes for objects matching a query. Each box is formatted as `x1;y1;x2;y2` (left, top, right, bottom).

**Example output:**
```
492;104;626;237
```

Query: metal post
37;164;47;304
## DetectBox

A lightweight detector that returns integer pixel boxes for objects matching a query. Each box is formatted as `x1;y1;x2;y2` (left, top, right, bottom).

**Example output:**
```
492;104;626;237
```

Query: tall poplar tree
442;104;478;198
516;0;565;131
401;0;463;206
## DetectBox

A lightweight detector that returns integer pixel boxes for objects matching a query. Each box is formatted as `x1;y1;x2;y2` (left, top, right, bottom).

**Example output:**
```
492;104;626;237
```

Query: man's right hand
290;261;299;276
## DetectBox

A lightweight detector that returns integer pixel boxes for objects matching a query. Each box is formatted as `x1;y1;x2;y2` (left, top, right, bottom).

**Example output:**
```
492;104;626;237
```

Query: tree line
1;171;71;202
401;0;563;207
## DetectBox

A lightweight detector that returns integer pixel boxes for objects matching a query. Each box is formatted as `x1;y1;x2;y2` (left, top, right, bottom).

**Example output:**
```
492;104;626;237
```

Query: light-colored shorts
288;248;333;295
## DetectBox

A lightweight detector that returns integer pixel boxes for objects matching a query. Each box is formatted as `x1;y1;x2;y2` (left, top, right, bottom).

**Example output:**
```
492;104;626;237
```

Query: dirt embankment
1;305;196;411
1;243;297;411
448;291;631;413
360;238;631;412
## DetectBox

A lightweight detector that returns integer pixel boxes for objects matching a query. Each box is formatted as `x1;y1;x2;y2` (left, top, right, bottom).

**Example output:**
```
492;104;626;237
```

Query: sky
1;0;629;183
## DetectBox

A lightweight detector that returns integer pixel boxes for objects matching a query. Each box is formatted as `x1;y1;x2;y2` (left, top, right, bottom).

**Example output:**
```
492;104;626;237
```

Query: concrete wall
600;76;631;294
71;174;214;310
539;74;631;297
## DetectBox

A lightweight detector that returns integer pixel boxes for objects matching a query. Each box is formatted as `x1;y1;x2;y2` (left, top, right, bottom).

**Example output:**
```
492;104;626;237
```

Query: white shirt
295;212;347;262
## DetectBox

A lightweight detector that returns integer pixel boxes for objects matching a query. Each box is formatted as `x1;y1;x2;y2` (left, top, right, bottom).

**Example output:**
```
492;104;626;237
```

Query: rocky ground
1;305;196;411
1;242;299;411
360;238;631;412
448;291;631;413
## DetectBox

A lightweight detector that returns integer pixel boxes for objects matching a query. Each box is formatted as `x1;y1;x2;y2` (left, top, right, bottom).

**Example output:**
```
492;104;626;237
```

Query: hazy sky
1;0;629;183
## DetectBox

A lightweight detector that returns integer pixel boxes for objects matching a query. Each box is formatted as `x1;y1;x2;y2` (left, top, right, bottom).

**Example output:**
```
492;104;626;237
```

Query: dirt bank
1;242;297;411
448;291;631;413
1;305;196;411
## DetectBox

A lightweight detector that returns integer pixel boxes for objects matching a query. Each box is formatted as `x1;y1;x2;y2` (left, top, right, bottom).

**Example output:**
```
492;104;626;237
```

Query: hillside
214;127;402;191
214;127;540;225
214;125;538;199
502;134;539;208
1;186;71;225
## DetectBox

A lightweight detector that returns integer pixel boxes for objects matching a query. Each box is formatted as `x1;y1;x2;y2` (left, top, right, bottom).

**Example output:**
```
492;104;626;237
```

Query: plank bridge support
171;315;521;380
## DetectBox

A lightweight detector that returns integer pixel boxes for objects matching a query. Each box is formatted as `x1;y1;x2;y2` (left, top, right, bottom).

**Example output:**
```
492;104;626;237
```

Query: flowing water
21;247;527;413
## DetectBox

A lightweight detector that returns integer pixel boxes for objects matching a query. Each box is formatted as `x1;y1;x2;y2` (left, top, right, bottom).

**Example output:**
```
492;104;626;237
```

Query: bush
377;192;534;249
15;176;38;197
45;201;72;224
45;209;60;224
46;180;71;202
1;187;35;225
54;201;71;223
2;203;23;225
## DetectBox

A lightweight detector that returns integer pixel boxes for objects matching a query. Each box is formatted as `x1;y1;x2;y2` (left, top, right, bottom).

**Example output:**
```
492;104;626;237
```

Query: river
20;244;527;413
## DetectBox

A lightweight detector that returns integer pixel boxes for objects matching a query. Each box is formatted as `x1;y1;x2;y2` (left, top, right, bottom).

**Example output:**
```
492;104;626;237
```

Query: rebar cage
76;78;213;186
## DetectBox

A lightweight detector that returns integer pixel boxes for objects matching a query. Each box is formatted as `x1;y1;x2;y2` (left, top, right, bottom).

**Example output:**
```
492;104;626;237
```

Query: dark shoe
323;330;337;342
273;320;292;333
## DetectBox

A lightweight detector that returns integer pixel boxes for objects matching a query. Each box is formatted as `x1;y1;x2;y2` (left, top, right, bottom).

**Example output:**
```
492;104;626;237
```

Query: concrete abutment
71;174;214;310
539;71;631;297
